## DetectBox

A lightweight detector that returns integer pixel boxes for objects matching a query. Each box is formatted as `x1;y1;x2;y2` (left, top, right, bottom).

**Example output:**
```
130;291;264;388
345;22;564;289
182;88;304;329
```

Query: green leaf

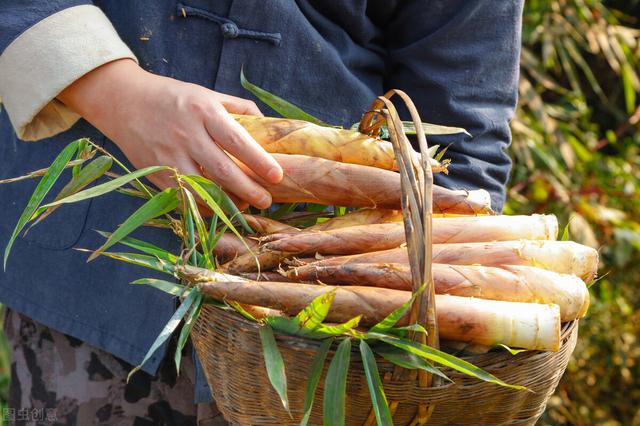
131;278;186;296
181;177;254;258
323;338;351;426
4;139;80;269
387;323;429;338
300;338;333;426
373;343;450;382
359;340;393;426
42;165;171;208
29;155;113;228
89;188;180;261
264;315;304;335
127;289;199;382
369;284;426;334
184;175;253;233
402;121;471;137
497;344;528;356
175;292;203;374
316;316;362;336
96;231;178;263
621;63;637;115
295;290;335;335
367;333;525;390
241;67;329;126
561;221;571;241
259;325;290;415
228;301;259;322
183;189;212;267
93;251;175;274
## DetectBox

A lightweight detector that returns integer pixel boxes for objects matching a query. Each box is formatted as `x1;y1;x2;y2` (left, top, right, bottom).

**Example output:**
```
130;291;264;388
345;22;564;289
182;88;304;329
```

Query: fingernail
266;167;283;183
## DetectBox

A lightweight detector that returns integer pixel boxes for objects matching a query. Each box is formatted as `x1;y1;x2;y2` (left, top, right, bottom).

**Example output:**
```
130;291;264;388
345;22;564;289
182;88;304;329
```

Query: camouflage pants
3;309;227;425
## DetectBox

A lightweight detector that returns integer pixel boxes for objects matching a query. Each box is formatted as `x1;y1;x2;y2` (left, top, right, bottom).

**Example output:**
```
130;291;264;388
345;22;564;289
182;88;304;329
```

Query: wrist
58;58;146;125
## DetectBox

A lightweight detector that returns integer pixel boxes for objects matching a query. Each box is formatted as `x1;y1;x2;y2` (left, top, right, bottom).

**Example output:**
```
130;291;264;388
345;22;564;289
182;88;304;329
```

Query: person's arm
58;59;282;208
384;0;524;212
0;3;282;208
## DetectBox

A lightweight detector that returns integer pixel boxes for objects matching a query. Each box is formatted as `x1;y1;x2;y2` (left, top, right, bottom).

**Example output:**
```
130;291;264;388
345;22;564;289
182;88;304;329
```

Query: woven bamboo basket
191;91;580;425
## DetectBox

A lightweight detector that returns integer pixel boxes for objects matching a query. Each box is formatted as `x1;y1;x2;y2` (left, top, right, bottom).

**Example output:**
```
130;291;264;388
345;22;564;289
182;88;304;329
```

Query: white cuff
0;5;137;141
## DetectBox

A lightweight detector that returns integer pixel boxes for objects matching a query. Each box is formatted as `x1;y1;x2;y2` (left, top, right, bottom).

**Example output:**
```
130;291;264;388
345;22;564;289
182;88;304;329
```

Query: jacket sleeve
384;0;524;212
0;1;137;141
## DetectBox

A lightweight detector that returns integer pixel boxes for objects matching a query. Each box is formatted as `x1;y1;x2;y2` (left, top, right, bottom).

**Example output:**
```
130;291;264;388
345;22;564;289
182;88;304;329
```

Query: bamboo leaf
43;165;171;208
373;343;450;381
316;316;362;336
175;292;203;374
181;176;254;258
228;301;259;322
295;290;335;335
323;338;351;426
241;67;329;126
89;188;180;261
29;155;113;228
402;121;471;137
259;325;290;415
131;278;186;296
127;289;199;382
369;284;426;333
387;323;429;338
359;340;393;426
90;251;175;274
184;175;253;233
265;315;304;335
368;333;526;390
183;189;212;267
4;139;80;269
96;231;178;263
497;344;528;355
300;338;333;426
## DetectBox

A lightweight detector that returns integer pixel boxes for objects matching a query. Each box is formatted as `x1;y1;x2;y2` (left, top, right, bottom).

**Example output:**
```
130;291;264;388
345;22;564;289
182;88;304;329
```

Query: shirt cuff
0;4;137;141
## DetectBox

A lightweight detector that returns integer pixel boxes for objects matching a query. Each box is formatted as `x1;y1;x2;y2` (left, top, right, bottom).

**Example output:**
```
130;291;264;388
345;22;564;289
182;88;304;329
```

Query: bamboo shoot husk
197;280;561;351
265;214;558;255
306;209;403;232
298;240;598;281
242;214;299;235
286;263;589;321
222;215;559;273
233;114;447;173
212;233;257;262
246;154;493;212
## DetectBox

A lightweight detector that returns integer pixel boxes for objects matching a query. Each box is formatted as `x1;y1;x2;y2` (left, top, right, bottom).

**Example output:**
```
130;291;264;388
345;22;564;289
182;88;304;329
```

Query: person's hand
58;59;283;209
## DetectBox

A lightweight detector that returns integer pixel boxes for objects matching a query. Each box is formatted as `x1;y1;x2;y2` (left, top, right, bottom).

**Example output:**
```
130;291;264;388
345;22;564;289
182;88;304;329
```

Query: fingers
204;107;283;184
217;94;263;116
191;133;273;209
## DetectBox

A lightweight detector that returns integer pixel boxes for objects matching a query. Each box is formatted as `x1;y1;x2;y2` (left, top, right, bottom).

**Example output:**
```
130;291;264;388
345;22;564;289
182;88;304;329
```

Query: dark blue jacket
0;0;523;402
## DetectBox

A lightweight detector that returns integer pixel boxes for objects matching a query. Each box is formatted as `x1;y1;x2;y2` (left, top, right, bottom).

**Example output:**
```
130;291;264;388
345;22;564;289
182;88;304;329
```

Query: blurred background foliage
0;0;638;425
511;0;640;424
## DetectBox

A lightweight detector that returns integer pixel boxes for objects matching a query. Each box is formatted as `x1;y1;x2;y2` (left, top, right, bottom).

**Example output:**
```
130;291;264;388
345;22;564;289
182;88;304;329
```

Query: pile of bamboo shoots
192;115;597;353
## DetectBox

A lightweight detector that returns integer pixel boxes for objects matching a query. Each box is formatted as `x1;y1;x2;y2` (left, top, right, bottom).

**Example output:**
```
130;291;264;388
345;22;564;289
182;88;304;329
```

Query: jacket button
221;22;239;38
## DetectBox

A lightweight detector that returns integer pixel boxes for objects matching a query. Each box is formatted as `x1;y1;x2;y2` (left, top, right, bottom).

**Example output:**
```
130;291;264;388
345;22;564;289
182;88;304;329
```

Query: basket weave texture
190;91;578;425
192;305;578;426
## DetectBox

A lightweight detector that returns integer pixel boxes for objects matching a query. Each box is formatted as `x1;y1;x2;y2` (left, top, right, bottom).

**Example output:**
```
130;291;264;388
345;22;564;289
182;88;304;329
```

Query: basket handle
359;91;439;425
